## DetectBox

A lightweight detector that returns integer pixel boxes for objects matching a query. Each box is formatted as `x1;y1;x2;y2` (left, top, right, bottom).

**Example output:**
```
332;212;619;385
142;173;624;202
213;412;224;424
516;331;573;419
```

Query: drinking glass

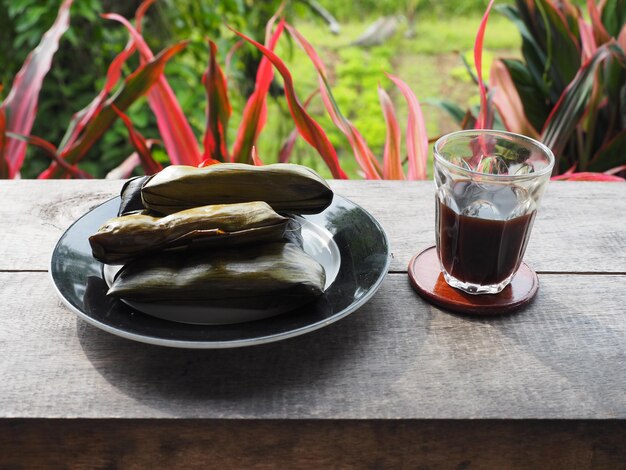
434;130;554;294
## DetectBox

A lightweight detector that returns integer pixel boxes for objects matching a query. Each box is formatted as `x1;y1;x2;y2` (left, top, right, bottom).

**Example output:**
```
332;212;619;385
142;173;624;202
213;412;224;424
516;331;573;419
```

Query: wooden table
1;180;626;468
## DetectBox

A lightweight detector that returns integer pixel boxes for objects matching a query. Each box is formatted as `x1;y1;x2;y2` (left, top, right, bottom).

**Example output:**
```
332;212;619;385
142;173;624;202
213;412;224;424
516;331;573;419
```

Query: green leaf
588;129;626;171
501;58;550;131
423;99;466;125
14;7;47;33
601;0;626;38
535;0;581;97
498;4;550;97
41;41;187;178
8;1;33;18
601;50;626;107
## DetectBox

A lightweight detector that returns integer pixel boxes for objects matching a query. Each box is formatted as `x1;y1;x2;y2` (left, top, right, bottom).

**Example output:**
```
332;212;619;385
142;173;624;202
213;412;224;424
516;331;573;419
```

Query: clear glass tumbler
434;130;554;294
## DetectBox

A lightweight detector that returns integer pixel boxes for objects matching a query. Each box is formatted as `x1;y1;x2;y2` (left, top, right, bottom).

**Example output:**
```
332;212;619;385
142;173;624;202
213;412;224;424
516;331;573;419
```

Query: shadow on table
75;272;436;417
75;302;377;408
441;285;626;416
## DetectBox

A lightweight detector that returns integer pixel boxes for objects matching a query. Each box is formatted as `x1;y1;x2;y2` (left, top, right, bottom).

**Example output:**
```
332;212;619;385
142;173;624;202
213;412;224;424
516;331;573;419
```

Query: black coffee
437;180;536;286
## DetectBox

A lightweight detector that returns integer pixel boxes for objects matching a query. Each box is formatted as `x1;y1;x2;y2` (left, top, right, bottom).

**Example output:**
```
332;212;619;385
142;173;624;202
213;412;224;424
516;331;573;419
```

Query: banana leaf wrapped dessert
107;242;326;313
90;201;289;264
141;163;334;215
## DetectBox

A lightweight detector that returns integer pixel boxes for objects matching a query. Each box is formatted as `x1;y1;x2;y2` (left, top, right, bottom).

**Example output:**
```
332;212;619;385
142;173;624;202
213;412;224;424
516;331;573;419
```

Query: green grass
294;14;521;53
405;16;521;53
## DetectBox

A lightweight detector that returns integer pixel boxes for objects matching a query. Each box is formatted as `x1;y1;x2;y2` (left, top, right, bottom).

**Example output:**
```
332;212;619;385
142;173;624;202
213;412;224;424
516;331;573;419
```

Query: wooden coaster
408;246;538;316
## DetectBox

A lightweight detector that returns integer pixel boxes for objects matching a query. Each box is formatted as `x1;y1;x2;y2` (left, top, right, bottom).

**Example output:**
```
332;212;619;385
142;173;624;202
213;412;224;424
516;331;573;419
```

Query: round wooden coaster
408;246;538;316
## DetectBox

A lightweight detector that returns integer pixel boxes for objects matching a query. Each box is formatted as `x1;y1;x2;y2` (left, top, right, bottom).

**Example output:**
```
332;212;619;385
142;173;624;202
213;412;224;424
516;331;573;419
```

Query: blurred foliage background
0;0;586;178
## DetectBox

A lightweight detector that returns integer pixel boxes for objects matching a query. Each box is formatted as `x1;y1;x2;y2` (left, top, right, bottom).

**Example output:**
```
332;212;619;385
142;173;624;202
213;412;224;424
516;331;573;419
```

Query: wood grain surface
2;419;626;469
1;272;625;420
2;180;625;467
2;180;626;273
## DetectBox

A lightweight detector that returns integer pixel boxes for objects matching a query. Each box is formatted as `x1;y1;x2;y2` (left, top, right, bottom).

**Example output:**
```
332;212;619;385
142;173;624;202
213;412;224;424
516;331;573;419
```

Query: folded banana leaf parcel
140;163;334;215
107;242;326;314
90;201;290;264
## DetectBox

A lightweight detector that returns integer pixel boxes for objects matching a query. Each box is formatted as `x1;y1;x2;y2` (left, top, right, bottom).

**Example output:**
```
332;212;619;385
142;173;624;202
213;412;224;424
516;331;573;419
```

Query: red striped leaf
225;40;244;73
619;24;626;52
285;23;380;179
61;0;155;152
106;138;160;179
198;157;221;167
265;1;286;43
230;23;347;179
251;146;264;166
278;129;298;164
112;105;162;175
231;18;284;164
378;85;404;180
1;0;73;178
202;40;231;162
0;107;8;178
489;59;540;138
39;41;187;179
103;12;201;166
386;73;428;180
106;153;140;179
588;0;611;46
578;17;597;62
541;45;613;162
58;0;155;152
278;89;319;163
60;39;137;152
562;163;577;175
551;172;625;181
134;0;156;32
7;132;91;179
474;0;495;130
604;164;626;175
